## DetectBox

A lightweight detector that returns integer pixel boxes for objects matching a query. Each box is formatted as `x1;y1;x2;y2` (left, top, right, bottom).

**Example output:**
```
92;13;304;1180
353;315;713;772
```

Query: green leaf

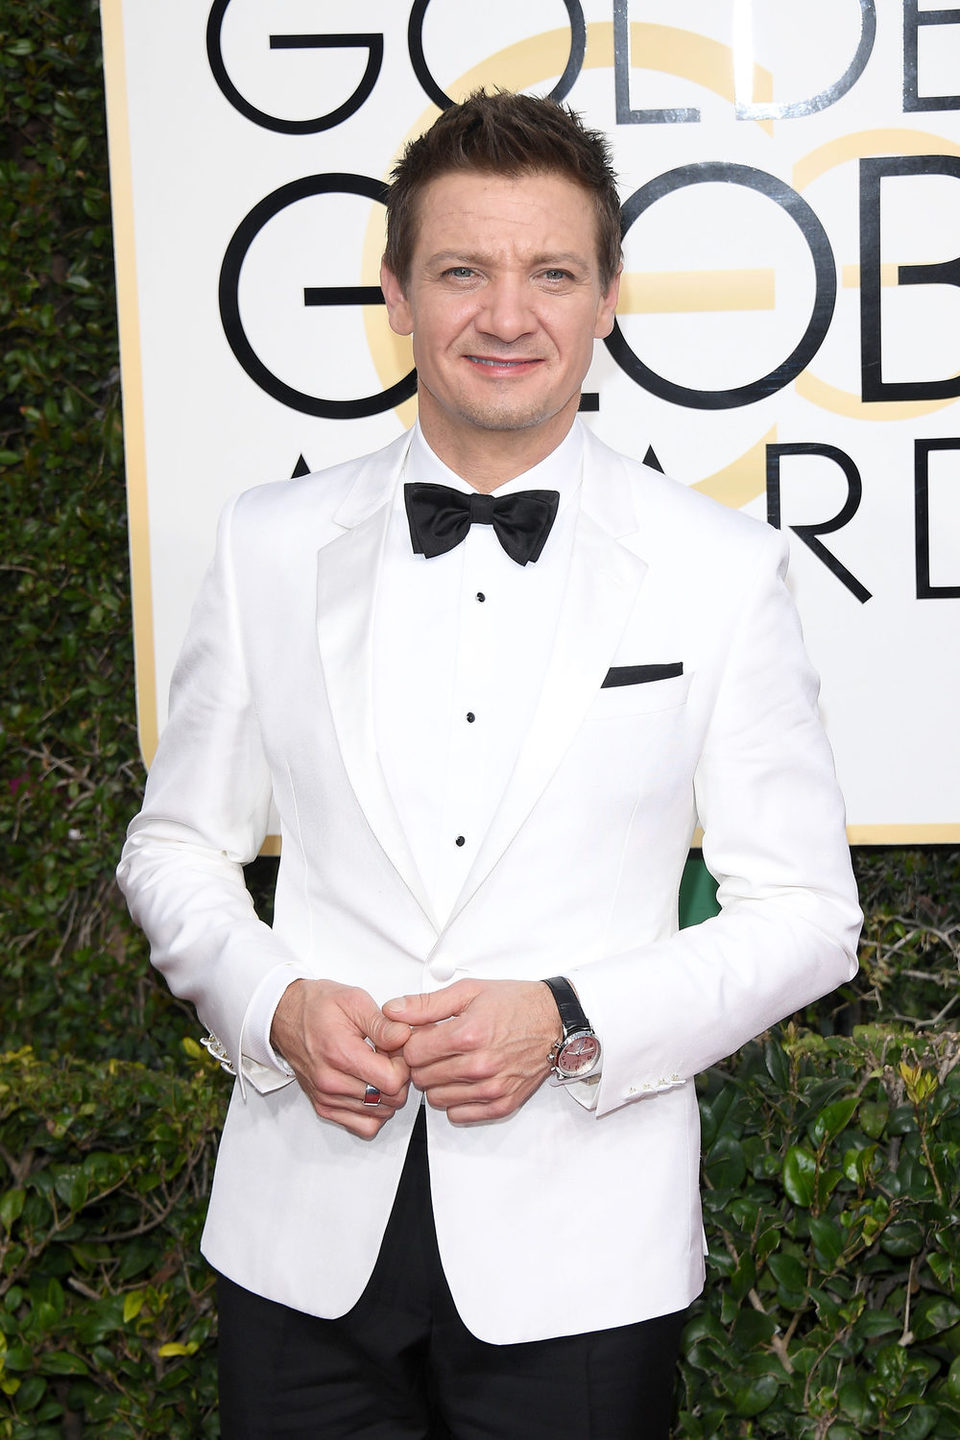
728;1198;761;1232
0;1188;25;1229
946;1356;960;1401
72;1296;125;1347
705;1133;746;1190
41;1351;88;1376
812;1096;860;1145
768;1250;806;1295
816;1165;844;1208
875;1342;908;1387
808;1284;843;1322
890;1405;938;1440
809;1215;845;1267
45;1278;65;1319
837;1376;876;1425
859;1097;889;1138
731;1373;779;1417
118;1238;158;1280
729;1252;756;1302
123;1290;145;1323
783;1145;817;1207
756;1226;780;1264
2;1346;33;1372
52;1165;89;1211
926;1251;954;1289
842;1144;877;1185
880;1220;925;1258
764;1038;790;1090
732;1308;777;1349
887;1103;918;1137
911;1295;960;1341
854;1308;901;1338
12;1374;45;1412
682;1312;728;1346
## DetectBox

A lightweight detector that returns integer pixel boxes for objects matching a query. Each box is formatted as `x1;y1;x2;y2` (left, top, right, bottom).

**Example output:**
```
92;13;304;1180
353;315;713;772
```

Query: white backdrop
101;0;960;842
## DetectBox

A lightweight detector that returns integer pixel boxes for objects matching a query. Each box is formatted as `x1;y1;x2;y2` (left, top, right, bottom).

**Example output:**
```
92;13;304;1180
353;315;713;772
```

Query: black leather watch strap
542;975;590;1037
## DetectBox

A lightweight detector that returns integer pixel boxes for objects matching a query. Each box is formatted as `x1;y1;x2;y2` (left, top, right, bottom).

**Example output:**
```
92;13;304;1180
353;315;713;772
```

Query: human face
380;170;620;468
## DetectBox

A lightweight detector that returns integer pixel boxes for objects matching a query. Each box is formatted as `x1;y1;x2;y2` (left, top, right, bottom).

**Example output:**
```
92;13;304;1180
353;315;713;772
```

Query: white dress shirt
374;421;583;926
243;420;584;1068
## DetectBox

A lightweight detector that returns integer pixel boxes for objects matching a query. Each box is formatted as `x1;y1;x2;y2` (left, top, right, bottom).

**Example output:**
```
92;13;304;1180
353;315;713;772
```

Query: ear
594;263;622;341
380;258;414;336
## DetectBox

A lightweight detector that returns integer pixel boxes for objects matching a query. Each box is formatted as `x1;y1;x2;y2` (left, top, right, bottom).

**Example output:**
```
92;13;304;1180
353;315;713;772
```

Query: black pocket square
601;662;684;688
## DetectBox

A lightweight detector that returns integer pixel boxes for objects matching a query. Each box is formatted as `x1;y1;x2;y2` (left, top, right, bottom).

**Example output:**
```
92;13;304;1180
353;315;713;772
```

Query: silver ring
362;1084;382;1107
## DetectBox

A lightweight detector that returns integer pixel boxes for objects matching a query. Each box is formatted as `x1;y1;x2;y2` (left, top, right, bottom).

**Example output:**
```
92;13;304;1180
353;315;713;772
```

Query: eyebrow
425;250;593;270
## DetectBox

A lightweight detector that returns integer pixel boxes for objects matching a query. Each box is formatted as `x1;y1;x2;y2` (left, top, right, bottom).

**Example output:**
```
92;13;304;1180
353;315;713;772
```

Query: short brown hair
384;90;622;289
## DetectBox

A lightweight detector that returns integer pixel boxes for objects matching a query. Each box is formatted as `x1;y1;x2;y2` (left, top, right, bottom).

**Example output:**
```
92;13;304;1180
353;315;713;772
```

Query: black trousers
217;1110;685;1439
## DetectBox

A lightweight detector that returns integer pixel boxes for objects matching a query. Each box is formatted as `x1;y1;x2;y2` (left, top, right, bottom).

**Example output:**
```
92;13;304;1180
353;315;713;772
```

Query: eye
444;266;476;280
539;268;575;285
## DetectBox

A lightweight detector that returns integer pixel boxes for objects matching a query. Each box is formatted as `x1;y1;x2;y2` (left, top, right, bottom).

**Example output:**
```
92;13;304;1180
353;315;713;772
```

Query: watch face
557;1031;600;1077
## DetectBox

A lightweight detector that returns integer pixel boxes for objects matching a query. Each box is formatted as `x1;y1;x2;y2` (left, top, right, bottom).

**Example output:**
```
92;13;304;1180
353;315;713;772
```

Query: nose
474;277;535;343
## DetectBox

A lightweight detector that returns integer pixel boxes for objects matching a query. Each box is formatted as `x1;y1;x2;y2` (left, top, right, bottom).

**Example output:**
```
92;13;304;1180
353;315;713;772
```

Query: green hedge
1;1030;958;1438
684;1027;960;1439
0;1047;224;1438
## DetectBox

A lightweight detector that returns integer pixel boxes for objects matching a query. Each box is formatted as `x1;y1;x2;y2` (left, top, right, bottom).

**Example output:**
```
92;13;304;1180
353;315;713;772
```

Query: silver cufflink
200;1033;237;1076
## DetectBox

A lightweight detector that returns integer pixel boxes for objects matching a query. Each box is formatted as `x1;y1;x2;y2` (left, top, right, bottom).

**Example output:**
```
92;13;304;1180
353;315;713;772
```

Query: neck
417;397;579;493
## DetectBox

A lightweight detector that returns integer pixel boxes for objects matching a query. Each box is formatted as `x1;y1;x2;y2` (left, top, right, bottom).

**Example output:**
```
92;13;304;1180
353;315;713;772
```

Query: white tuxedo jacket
117;425;860;1344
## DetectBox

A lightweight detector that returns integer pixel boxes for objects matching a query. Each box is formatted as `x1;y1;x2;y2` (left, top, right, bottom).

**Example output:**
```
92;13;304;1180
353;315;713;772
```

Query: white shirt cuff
240;964;314;1074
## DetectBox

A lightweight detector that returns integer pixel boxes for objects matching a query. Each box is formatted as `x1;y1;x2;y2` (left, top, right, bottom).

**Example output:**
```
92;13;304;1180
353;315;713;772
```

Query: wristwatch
542;975;602;1082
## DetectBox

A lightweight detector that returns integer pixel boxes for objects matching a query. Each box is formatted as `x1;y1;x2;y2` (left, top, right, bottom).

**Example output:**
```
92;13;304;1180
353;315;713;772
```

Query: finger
357;1080;409;1110
339;1036;410;1094
405;1046;490;1088
320;1074;408;1109
418;1076;501;1110
399;1008;489;1067
365;1009;418;1054
383;982;474;1027
295;1046;407;1108
318;1106;396;1139
401;1025;462;1069
356;1077;408;1105
424;1080;537;1124
423;1090;522;1124
444;1101;512;1126
402;1010;496;1070
308;1081;409;1132
327;987;414;1056
419;1081;473;1110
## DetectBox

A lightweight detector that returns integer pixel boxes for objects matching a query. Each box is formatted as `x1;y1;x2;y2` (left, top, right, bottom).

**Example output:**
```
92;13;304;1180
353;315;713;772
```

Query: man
117;91;861;1438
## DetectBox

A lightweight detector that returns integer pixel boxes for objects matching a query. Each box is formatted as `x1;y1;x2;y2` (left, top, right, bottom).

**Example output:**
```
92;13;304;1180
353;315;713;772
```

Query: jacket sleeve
566;530;862;1118
116;497;312;1096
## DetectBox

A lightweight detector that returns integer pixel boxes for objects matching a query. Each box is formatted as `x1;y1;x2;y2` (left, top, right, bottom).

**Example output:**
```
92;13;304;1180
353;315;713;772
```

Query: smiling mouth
465;355;541;368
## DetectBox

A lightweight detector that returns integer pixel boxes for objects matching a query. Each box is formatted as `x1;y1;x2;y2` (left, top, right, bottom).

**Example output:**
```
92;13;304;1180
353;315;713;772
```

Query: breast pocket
586;669;692;719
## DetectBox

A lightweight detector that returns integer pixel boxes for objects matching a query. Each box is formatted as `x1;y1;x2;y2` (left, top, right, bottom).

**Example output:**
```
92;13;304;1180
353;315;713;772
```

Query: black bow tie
404;482;559;566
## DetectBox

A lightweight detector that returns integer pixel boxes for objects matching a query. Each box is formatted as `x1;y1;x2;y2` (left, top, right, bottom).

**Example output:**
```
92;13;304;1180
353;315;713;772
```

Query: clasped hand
271;977;558;1138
